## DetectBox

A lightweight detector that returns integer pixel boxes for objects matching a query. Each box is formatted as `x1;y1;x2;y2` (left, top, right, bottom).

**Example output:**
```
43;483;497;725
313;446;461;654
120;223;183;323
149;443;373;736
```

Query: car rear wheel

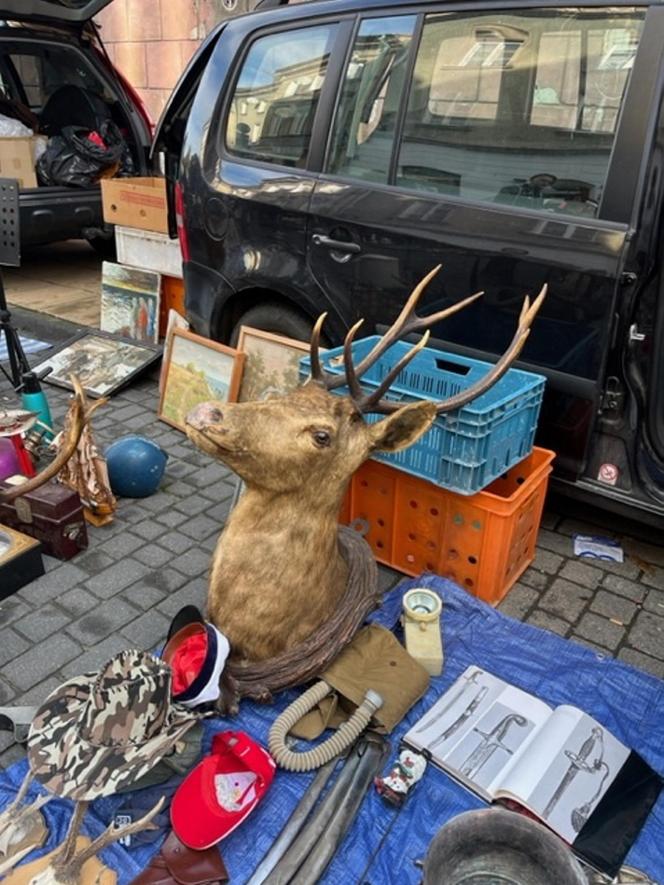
229;302;316;346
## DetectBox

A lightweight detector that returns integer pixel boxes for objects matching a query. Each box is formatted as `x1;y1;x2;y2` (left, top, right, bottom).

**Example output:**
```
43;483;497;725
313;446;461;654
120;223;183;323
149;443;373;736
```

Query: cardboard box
0;137;37;189
102;176;169;234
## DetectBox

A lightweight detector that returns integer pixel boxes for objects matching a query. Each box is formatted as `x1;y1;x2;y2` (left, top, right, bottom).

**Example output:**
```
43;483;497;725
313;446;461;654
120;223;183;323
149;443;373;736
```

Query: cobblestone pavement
1;309;664;769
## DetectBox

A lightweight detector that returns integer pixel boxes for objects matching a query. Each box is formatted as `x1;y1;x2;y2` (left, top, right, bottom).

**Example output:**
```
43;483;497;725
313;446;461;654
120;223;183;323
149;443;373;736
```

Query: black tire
86;235;117;261
229;302;315;346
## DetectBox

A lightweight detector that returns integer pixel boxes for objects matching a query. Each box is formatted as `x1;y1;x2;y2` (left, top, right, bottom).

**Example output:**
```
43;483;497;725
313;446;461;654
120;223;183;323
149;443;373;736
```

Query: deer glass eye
312;429;331;448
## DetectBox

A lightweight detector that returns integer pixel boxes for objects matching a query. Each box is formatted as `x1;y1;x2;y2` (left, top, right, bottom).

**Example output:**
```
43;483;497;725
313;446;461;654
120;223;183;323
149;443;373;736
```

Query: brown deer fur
186;384;435;661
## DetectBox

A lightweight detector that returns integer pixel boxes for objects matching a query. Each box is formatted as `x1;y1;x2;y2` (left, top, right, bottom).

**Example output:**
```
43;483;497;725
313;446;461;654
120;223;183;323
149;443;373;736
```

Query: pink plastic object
0;438;21;481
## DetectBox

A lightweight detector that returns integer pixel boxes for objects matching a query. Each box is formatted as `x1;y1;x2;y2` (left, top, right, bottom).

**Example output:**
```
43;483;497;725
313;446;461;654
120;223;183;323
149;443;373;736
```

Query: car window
396;8;644;218
225;23;338;169
326;15;417;182
10;47;109;110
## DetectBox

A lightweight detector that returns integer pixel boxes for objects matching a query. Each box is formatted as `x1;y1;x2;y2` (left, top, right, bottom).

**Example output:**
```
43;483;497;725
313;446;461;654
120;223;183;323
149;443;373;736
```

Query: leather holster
130;831;229;885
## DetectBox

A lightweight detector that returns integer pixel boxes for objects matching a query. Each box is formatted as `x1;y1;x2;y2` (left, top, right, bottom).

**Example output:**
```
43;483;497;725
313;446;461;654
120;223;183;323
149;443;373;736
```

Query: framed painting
159;309;190;396
158;328;245;432
100;261;161;344
236;326;310;403
31;331;162;399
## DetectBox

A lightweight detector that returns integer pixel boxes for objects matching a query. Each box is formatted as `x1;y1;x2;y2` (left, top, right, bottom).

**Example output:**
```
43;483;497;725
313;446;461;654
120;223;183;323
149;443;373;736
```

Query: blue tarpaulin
1;575;663;883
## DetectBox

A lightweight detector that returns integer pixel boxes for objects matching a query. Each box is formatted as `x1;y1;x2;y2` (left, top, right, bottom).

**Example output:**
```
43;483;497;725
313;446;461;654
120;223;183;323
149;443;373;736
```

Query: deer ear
369;401;436;453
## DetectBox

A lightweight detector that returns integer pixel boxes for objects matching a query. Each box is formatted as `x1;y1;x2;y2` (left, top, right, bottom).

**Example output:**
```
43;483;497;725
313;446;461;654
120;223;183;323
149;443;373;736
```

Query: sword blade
414;671;480;734
461;741;500;777
543;730;600;820
543;766;580;819
246;758;338;885
428;686;489;750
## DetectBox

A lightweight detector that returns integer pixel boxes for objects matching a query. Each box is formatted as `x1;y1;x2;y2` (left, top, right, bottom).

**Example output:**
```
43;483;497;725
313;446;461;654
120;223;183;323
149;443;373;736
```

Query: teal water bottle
21;372;54;443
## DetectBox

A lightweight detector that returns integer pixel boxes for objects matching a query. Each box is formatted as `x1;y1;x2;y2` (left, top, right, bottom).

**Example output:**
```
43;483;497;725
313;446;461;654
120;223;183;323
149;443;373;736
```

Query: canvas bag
289;624;430;740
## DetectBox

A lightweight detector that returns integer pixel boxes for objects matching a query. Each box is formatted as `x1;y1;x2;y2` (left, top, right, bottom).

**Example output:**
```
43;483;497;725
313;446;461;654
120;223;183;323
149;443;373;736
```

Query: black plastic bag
37;119;126;188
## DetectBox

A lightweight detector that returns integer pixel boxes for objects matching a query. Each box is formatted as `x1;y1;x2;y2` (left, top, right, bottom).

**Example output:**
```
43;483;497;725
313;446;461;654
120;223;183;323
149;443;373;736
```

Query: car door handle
312;234;361;254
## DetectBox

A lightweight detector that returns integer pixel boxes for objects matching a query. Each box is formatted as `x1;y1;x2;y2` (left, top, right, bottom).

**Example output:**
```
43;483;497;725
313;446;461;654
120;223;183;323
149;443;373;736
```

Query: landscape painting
159;329;244;432
237;326;310;403
100;261;161;344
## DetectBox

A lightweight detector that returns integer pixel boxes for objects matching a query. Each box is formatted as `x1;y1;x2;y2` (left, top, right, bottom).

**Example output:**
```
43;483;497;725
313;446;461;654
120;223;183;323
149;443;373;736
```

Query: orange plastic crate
340;447;555;605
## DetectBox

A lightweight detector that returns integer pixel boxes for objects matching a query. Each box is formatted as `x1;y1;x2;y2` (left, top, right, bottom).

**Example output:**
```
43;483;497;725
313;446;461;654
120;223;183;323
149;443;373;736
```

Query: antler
373;284;547;415
0;771;53;877
62;796;164;875
0;769;52;834
0;376;106;503
0;769;32;818
308;266;546;415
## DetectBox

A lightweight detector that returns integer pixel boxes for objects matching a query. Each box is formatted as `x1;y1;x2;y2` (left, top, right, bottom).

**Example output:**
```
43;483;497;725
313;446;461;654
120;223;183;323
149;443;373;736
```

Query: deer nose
186;403;225;430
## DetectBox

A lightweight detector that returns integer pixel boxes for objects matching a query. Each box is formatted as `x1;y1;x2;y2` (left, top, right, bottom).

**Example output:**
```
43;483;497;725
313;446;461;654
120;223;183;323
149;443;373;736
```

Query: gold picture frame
158;328;245;432
236;326;310;403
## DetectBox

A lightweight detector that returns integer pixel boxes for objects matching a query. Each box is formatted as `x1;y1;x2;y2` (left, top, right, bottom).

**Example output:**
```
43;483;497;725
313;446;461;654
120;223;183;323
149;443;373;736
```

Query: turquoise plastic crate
300;336;546;494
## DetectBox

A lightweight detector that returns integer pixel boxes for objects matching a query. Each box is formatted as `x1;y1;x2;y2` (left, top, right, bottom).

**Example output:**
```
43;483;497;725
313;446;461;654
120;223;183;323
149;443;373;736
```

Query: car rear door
306;5;659;482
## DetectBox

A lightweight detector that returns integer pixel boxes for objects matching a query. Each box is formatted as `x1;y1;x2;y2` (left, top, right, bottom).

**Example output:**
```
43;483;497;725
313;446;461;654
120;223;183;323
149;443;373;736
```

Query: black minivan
154;0;664;524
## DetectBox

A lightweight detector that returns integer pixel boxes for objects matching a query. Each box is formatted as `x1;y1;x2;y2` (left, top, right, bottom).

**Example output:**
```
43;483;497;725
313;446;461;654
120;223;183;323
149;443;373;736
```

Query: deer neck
207;481;352;659
210;482;347;614
221;484;343;562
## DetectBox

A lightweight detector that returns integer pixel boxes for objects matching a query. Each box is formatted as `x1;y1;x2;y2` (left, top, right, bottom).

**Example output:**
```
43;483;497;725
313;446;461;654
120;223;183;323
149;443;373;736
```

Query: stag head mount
184;267;545;663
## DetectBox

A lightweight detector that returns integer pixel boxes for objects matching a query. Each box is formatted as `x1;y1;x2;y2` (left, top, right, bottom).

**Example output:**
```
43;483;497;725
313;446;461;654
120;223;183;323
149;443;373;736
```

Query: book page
498;706;630;843
404;667;552;799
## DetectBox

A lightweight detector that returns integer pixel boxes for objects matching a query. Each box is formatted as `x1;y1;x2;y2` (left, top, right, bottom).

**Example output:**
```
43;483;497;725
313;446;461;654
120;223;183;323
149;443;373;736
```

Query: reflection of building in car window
394;9;644;218
226;25;335;167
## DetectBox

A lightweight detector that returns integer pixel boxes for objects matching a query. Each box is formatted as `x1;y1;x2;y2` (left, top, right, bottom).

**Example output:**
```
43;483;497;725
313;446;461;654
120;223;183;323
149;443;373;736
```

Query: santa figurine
375;747;428;807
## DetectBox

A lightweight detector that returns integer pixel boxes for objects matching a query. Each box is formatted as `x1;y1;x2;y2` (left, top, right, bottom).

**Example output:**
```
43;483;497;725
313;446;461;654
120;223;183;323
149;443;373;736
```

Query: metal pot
423;809;587;885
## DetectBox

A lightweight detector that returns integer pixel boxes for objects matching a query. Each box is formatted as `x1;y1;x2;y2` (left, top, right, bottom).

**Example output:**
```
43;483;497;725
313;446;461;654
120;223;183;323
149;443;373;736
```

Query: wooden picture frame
236;326;310;403
31;331;162;399
158;328;245;432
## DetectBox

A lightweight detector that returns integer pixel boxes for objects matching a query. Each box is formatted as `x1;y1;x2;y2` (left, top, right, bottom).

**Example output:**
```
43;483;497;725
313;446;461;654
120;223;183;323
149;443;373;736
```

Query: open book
404;666;662;876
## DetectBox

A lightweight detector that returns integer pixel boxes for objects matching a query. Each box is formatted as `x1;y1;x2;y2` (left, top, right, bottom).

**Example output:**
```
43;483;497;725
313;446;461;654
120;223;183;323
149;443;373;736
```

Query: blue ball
105;436;169;498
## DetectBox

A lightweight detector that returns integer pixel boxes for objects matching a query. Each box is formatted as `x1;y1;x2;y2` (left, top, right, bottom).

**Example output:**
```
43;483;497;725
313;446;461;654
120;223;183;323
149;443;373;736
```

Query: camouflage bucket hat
27;650;199;801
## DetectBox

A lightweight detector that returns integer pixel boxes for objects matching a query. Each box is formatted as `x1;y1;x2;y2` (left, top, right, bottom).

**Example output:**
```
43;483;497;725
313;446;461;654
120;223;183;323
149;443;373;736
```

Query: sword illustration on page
415;670;482;735
542;726;605;821
428;685;489;750
459;713;528;780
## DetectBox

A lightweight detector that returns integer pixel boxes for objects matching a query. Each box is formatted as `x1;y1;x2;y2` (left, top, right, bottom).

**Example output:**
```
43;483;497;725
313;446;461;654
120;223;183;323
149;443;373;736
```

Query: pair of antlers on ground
0;769;164;880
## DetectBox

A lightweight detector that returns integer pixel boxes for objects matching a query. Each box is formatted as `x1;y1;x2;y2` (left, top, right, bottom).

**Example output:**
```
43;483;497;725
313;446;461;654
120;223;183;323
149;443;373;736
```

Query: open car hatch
0;0;113;26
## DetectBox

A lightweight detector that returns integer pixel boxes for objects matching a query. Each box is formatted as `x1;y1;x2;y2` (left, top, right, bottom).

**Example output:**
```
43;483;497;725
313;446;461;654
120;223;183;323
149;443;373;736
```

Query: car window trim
388;13;423;185
218;14;355;174
318;11;423;179
315;167;630;233
307;18;356;171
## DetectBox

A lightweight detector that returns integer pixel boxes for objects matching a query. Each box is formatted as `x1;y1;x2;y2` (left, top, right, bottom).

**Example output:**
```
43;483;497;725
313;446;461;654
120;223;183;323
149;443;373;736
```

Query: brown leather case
0;480;88;560
130;831;229;885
